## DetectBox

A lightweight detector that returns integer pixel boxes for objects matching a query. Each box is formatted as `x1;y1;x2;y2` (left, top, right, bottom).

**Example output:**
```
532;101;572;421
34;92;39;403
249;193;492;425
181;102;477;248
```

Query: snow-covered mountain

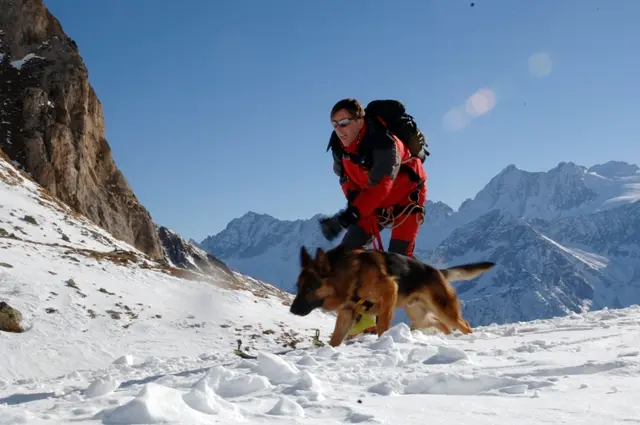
2;151;640;424
200;160;640;326
198;200;454;293
456;161;640;222
199;212;335;293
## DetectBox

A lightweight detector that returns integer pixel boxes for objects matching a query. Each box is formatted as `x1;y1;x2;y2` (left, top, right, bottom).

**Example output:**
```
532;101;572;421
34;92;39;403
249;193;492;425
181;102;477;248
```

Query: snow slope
2;147;640;424
0;155;337;380
2;304;640;423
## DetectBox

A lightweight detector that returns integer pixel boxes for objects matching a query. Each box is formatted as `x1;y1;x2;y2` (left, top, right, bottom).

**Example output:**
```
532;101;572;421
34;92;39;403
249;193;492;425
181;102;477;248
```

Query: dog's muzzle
289;296;324;316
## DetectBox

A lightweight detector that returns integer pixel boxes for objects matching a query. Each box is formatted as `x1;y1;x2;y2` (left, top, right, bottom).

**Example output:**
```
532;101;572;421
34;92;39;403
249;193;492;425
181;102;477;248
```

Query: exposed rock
157;225;239;283
0;0;164;260
0;301;24;333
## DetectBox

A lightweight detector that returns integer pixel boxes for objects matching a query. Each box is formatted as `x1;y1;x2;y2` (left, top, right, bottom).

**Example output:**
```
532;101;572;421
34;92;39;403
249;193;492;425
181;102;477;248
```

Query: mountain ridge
199;160;640;326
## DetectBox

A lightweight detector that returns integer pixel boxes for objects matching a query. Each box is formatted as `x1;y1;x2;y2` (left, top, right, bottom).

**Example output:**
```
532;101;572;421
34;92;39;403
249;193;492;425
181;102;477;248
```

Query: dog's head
289;246;338;316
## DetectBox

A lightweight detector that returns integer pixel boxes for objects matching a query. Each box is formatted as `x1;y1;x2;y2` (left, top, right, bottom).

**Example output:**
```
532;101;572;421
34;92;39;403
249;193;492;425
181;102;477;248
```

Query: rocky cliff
0;0;164;260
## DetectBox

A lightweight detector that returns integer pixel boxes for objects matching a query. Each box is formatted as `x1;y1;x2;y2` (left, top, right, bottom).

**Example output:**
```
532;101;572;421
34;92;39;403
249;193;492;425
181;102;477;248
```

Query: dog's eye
435;296;447;307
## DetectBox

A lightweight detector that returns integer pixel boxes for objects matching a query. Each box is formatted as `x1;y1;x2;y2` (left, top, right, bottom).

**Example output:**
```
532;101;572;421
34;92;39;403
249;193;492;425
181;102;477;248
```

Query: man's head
330;98;365;147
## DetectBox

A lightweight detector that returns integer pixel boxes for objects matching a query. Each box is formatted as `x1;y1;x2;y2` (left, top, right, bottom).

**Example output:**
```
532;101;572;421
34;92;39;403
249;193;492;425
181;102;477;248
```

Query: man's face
331;109;363;147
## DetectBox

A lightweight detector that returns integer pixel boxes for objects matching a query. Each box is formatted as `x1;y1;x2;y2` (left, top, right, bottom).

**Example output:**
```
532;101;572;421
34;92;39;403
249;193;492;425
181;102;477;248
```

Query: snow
539;234;609;271
2;306;640;424
9;53;45;70
0;158;136;252
2;156;640;423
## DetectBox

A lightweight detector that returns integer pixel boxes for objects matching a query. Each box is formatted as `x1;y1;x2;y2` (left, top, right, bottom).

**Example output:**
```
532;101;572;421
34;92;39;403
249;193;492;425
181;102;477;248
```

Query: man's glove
319;206;359;241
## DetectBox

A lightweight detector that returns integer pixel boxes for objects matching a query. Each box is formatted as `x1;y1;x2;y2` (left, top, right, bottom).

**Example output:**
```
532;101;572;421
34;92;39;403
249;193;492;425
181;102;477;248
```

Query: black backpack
365;99;429;162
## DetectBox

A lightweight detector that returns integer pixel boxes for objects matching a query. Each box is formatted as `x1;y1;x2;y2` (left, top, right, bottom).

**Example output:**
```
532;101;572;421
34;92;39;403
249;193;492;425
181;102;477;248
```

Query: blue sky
42;0;640;241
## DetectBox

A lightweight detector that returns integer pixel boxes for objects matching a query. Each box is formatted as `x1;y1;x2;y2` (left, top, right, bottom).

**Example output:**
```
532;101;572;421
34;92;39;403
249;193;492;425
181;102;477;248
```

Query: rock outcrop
0;301;24;333
0;0;164;260
157;225;238;282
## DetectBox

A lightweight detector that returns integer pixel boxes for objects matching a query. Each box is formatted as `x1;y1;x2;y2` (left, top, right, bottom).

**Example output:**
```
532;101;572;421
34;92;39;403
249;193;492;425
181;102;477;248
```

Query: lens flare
528;52;552;77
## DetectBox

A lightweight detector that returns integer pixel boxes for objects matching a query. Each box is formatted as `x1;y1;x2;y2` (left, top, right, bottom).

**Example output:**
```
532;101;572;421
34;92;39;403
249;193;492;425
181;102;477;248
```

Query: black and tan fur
289;245;495;347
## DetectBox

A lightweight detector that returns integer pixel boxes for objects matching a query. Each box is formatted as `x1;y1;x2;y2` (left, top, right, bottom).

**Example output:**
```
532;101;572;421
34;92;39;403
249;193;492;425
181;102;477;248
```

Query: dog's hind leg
405;301;434;330
405;301;451;334
330;309;356;347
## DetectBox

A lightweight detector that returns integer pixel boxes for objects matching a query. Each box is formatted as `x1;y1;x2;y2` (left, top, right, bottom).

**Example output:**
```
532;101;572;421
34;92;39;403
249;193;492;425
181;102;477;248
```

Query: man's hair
330;98;365;119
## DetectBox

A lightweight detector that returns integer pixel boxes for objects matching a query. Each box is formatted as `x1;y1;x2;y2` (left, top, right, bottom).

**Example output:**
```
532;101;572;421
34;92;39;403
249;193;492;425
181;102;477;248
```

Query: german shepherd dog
289;245;495;347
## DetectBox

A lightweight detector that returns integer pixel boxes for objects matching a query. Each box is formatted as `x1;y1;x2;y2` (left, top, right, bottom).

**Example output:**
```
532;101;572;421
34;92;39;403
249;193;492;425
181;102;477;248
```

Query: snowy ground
2;156;640;424
0;155;336;380
1;307;639;424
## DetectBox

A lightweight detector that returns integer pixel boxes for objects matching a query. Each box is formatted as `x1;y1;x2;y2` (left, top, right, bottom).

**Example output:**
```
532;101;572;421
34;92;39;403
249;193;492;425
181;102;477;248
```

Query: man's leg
388;186;427;257
340;216;384;250
340;222;372;250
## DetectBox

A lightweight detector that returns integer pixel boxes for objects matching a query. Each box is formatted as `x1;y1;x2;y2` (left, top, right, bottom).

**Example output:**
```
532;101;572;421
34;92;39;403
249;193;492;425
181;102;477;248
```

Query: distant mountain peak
551;161;587;174
588;161;640;178
230;210;277;224
500;163;519;173
427;200;454;213
456;160;611;220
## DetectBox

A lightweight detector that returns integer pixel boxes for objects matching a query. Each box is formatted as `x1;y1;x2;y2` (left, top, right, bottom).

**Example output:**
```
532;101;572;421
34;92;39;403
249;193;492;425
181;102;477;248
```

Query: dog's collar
351;295;374;311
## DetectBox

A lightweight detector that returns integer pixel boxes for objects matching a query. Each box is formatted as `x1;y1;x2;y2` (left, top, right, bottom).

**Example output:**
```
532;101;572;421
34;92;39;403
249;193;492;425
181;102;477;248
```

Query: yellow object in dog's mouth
348;313;377;336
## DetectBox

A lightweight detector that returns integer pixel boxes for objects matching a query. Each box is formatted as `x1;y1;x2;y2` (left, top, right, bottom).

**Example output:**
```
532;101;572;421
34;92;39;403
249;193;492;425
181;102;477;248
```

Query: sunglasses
331;117;356;128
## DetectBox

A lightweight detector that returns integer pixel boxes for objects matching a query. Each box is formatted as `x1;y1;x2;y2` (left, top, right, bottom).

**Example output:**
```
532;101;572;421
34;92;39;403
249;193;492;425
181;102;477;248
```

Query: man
319;98;427;258
318;98;427;336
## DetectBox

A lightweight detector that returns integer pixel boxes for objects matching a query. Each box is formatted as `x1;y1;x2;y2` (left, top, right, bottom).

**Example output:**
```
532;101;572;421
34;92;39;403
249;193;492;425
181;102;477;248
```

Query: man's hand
319;206;359;241
319;215;343;241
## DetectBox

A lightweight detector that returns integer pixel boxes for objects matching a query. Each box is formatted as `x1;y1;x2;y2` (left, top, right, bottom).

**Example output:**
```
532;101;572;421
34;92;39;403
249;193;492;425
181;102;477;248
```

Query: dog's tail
440;261;495;281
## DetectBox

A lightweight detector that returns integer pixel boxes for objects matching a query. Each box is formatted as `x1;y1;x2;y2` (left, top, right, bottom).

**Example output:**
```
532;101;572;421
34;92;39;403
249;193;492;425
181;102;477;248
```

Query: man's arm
331;144;360;203
351;132;400;218
319;131;400;242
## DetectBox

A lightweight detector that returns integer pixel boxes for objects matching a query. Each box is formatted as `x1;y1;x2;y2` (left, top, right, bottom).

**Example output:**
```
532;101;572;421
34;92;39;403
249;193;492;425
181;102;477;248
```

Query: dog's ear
315;247;330;275
300;246;314;268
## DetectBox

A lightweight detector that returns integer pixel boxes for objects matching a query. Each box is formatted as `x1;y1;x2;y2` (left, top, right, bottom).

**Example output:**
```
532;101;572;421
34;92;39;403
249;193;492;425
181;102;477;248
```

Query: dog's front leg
330;309;355;347
376;290;397;337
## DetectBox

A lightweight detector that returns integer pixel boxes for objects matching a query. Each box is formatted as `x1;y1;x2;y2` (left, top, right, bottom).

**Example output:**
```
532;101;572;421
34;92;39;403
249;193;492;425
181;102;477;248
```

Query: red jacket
330;117;426;219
